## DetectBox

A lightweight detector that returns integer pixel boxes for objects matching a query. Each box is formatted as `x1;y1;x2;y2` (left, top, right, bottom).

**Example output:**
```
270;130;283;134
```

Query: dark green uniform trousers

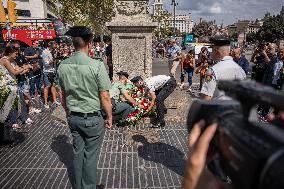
113;101;133;120
68;113;105;189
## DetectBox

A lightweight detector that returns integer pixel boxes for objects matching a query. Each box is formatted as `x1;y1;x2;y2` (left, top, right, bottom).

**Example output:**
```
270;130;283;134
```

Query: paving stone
0;102;188;189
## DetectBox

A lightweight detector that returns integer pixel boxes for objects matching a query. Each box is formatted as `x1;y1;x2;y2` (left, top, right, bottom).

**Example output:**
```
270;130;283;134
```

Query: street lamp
171;0;178;37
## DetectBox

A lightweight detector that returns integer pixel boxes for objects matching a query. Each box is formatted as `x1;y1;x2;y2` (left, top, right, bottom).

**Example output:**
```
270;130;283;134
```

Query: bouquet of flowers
0;67;18;123
126;86;156;126
0;72;12;109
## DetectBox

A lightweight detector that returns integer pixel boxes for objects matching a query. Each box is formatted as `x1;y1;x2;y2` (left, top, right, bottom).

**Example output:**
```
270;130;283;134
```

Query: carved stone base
106;0;157;80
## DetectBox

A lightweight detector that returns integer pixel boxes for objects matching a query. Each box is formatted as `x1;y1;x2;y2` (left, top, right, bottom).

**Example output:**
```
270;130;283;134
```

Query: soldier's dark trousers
156;77;177;123
113;101;133;120
68;113;105;189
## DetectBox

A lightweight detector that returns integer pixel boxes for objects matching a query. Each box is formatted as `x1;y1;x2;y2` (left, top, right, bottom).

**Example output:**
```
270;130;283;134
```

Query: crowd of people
0;24;283;189
0;40;72;134
10;23;55;31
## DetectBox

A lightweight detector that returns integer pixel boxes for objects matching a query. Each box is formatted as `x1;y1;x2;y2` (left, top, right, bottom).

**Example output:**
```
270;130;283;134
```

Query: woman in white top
0;45;33;129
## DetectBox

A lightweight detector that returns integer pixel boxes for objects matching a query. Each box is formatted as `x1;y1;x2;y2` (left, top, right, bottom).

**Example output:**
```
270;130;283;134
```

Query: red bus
1;18;67;47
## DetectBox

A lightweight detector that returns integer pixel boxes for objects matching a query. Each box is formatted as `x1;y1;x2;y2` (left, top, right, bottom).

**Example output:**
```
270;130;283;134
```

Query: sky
149;0;284;25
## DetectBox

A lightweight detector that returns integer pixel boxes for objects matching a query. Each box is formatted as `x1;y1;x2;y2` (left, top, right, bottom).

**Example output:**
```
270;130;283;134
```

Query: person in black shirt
13;42;42;115
24;40;43;98
105;41;113;81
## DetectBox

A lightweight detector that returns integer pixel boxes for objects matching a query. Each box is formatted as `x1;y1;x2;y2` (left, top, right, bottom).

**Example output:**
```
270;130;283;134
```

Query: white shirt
42;48;53;71
201;56;246;100
272;60;283;85
145;75;171;92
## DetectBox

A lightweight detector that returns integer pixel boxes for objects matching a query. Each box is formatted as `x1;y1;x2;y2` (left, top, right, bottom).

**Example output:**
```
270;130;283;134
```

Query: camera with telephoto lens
187;80;284;189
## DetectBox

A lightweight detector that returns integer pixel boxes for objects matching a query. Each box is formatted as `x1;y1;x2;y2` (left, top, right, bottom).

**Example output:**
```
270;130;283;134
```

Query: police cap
117;71;129;78
65;26;93;38
210;35;231;46
130;76;143;83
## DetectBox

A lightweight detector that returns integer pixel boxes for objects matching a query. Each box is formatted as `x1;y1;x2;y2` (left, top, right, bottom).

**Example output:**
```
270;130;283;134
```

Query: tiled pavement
0;108;188;189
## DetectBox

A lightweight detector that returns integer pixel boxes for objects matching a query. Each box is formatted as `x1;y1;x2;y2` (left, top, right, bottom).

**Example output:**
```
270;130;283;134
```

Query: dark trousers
156;77;177;123
113;101;133;121
28;71;42;96
107;61;113;81
68;113;105;189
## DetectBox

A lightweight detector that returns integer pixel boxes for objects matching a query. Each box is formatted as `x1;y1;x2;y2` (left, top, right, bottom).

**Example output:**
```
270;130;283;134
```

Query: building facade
3;0;59;19
167;15;193;34
152;0;165;16
152;0;193;34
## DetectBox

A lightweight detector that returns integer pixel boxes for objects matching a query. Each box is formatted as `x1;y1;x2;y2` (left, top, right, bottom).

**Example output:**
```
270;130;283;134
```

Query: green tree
230;32;238;42
53;0;113;35
256;14;284;42
152;11;172;39
192;21;213;38
246;32;257;43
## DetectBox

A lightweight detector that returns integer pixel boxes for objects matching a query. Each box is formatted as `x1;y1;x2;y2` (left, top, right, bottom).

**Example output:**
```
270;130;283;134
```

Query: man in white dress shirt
131;75;177;128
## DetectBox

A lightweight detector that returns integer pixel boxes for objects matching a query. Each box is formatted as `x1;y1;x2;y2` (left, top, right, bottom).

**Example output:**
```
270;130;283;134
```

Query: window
17;10;31;17
4;8;31;17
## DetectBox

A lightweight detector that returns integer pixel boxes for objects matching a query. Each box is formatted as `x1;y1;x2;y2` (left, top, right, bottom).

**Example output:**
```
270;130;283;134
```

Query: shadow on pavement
133;135;186;176
51;135;76;189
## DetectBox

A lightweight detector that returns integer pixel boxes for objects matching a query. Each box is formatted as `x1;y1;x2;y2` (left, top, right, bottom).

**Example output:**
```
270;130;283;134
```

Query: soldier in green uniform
57;26;112;189
110;71;143;123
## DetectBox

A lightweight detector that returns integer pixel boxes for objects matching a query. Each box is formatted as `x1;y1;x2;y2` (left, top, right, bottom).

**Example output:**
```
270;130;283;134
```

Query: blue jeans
7;88;28;124
28;71;42;96
18;82;29;122
180;67;194;86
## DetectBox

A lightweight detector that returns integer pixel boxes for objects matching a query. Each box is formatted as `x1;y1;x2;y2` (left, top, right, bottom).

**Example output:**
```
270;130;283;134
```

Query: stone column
106;0;158;80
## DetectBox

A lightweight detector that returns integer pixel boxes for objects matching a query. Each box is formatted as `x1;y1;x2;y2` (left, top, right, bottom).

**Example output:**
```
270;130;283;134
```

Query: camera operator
196;47;211;91
183;109;284;189
251;43;268;82
182;121;229;189
200;36;246;101
262;43;278;86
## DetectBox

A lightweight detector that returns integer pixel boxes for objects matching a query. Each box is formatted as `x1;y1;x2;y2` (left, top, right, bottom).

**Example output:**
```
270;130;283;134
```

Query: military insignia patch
205;74;213;82
205;68;215;82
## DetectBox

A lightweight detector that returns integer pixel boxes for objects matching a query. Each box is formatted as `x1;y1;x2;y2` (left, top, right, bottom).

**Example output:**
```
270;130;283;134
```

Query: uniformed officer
110;71;143;123
57;26;112;189
200;35;246;100
131;75;177;128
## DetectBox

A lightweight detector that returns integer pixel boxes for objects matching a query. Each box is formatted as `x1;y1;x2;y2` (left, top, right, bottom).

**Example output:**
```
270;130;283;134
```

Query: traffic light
0;0;6;23
7;0;17;24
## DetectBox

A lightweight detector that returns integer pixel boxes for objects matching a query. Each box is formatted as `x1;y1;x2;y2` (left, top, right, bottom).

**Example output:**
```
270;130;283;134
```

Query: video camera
187;80;284;189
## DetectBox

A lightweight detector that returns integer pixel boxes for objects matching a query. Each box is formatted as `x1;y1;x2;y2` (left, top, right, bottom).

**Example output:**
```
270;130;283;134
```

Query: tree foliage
152;11;172;38
52;0;114;34
246;32;257;43
256;14;284;43
192;21;213;38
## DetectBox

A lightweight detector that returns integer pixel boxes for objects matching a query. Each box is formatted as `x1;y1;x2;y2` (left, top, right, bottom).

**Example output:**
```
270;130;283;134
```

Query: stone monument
106;0;158;79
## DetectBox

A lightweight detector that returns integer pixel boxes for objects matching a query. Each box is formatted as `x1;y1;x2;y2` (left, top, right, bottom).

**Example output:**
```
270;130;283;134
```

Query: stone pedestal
106;0;158;80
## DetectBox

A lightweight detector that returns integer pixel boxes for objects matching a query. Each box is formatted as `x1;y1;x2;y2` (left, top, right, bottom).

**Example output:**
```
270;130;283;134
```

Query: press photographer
184;80;284;189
